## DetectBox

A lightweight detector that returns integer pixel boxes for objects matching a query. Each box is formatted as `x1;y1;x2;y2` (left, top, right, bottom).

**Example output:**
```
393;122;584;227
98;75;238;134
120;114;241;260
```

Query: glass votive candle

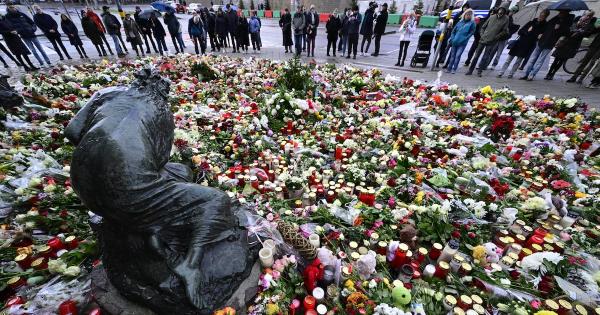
443;295;457;311
458;295;472;310
435;261;450;279
312;287;325;301
309;234;320;248
259;248;273;268
429;243;443;261
303;295;316;310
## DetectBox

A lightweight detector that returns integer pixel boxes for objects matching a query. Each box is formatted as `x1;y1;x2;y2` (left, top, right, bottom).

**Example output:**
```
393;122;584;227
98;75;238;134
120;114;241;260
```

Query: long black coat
150;17;166;38
134;12;153;35
34;13;61;39
5;11;37;39
305;11;319;38
553;16;597;59
82;16;103;45
215;13;227;37
236;17;250;46
326;15;341;40
538;14;573;49
225;10;238;33
509;19;546;58
164;12;180;34
279;12;292;46
0;18;30;55
61;18;83;46
373;11;388;35
360;7;375;36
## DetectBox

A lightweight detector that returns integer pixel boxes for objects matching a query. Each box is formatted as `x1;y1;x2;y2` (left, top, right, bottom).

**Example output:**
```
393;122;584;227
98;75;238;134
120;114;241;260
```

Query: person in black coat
135;7;159;54
102;6;128;55
326;11;341;56
346;6;362;59
338;8;350;53
206;8;218;51
215;8;228;51
60;14;88;59
371;3;388;56
0;14;37;70
305;5;319;57
81;10;108;57
497;9;548;78
0;14;22;68
6;5;51;66
150;15;168;55
279;8;293;53
33;5;71;60
225;4;238;52
568;24;600;83
164;11;185;53
360;2;376;55
236;13;250;52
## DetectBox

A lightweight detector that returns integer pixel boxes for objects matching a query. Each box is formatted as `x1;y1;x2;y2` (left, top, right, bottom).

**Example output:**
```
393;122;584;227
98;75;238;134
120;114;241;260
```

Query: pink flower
388;196;396;208
560;231;571;241
551;180;571;190
530;300;541;309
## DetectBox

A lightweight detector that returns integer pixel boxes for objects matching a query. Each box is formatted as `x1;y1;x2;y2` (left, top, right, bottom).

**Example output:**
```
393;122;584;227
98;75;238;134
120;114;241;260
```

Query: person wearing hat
5;4;51;66
33;5;72;61
134;6;159;54
86;7;114;55
371;3;388;56
466;5;509;76
360;2;376;55
102;6;127;56
305;5;319;57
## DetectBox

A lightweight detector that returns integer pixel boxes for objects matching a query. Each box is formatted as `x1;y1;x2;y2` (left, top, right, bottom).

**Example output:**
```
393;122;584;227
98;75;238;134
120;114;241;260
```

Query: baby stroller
410;30;435;68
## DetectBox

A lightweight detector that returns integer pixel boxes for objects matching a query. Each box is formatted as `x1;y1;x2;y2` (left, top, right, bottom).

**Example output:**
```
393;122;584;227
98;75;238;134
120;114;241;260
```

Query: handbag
507;37;518;49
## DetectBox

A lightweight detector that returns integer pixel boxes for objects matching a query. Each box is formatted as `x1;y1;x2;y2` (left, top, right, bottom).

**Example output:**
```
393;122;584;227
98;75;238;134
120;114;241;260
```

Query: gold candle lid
7;276;21;285
358;247;369;255
439;261;450;270
545;300;559;311
531;244;543;252
378;241;388;248
472;304;485;314
575;305;589;315
445;295;457;305
515;234;526;243
418;248;428;255
453;307;466;315
31;257;45;268
370;232;379;240
399;243;409;252
350;252;360;260
453;254;465;262
433;243;443;250
461;262;472;272
559;299;572;310
349;241;358;249
14;253;28;262
471;295;482;305
522;248;533;256
508;252;519;261
460;295;472;305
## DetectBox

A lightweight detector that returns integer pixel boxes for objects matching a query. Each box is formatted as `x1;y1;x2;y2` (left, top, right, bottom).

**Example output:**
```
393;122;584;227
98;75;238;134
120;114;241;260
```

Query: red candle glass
335;146;343;160
429;243;443;261
47;237;65;252
526;235;544;249
65;236;79;250
58;300;78;315
304;295;316;310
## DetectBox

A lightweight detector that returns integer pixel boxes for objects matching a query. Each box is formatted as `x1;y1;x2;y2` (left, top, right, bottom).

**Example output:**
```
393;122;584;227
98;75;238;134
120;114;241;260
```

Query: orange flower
214;307;236;315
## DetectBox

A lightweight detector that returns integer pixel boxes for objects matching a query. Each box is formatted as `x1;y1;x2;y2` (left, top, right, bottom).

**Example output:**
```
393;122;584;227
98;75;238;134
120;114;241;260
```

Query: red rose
451;230;461;238
468;232;476;238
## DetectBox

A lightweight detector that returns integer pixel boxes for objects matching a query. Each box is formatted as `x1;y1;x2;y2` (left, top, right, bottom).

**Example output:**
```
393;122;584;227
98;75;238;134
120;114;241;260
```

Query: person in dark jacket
305;5;319;57
236;12;250;52
6;5;51;66
102;6;127;56
0;14;22;68
521;10;573;80
347;6;362;59
292;6;305;56
338;8;350;53
326;11;342;56
0;14;37;70
81;10;107;56
123;13;144;57
466;6;509;76
225;4;238;52
360;2;376;55
60;14;88;58
279;8;293;53
568;23;600;83
545;10;596;80
86;7;114;55
215;8;228;51
465;9;493;66
497;9;548;78
489;7;519;68
371;3;388;56
188;12;206;54
33;6;71;60
149;15;168;55
134;7;158;54
164;11;185;53
206;8;218;51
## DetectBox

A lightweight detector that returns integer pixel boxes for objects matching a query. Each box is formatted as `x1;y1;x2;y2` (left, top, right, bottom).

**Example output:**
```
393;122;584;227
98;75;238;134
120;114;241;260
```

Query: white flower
28;177;42;188
522;196;548;212
48;259;67;274
294;108;302;116
63;266;81;277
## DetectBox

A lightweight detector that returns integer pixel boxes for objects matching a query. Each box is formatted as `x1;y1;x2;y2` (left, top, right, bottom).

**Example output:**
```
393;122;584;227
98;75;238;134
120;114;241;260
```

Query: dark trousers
467;42;498;74
170;33;185;53
465;36;480;65
192;35;205;54
570;48;600;81
208;32;218;50
142;32;158;53
294;34;303;55
327;36;338;55
129;39;144;56
347;34;359;57
117;33;128;52
218;34;227;50
155;36;168;54
547;58;566;78
0;42;21;66
15;54;36;69
93;43;108;56
228;31;237;51
100;33;114;54
48;36;71;59
361;34;372;53
251;33;261;50
373;33;382;55
396;40;410;65
74;44;87;57
307;35;316;56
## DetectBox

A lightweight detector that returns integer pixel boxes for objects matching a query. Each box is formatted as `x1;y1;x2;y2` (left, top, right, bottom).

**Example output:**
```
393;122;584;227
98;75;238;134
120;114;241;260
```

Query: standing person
0;41;21;68
216;8;228;52
81;10;108;57
150;15;169;55
236;12;250;53
102;6;127;56
520;10;573;81
497;10;548;78
465;9;493;66
371;3;388;56
326;10;342;56
0;14;37;70
445;9;475;73
395;14;416;66
225;4;238;52
545;10;596;80
86;7;114;55
568;24;600;83
305;5;319;57
164;11;185;53
279;8;293;53
188;11;205;54
465;6;509;77
292;6;305;56
489;6;518;69
33;5;71;60
5;5;51;67
134;6;158;54
249;12;261;51
360;2;376;56
338;8;350;54
207;8;218;52
346;6;362;59
123;13;145;57
60;14;88;59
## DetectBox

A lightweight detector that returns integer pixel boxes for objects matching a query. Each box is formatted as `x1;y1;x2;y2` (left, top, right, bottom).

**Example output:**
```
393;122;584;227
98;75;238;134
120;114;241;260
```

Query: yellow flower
534;311;558;315
265;303;279;315
481;85;494;95
575;191;588;198
415;191;425;204
345;279;355;289
214;307;236;315
383;278;390;286
472;245;486;263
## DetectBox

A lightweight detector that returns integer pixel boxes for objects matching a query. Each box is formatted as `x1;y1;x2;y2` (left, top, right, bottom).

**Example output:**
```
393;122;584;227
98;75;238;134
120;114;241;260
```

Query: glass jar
544;300;560;313
457;295;472;310
558;299;572;315
429;243;443;261
450;254;465;273
438;240;459;262
559;212;579;228
435;261;450;279
574;305;588;315
443;295;457;311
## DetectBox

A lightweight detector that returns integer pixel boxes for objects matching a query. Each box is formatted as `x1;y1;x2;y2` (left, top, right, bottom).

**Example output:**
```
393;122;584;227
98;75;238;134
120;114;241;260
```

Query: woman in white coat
395;14;417;67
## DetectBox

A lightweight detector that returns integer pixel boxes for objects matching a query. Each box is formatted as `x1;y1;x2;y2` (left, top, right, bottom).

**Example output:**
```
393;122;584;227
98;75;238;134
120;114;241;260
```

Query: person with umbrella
465;5;510;77
81;10;108;57
102;6;128;56
86;7;115;55
164;10;185;54
225;4;238;53
279;8;293;53
216;8;228;52
520;9;574;80
188;11;206;55
134;7;159;54
5;4;51;67
360;2;376;56
497;9;548;78
568;23;600;83
0;13;38;71
150;15;169;55
60;14;88;59
545;10;596;80
123;13;145;57
326;10;342;57
33;5;72;61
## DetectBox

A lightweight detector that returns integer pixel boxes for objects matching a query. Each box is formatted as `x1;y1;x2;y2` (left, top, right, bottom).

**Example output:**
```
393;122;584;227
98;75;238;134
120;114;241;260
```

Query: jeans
347;33;359;57
302;33;306;50
306;35;316;56
171;32;185;53
109;34;123;54
327;36;338;55
498;54;524;77
294;34;303;55
467;42;498;74
491;39;507;66
447;43;467;72
155;36;168;54
396;40;410;65
373;34;382;55
338;34;348;52
23;37;50;65
142;32;158;53
524;45;551;79
48;36;70;59
361;34;371;53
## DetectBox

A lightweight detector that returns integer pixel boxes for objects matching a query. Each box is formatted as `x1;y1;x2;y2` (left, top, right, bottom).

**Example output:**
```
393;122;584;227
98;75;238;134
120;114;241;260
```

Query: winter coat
207;12;216;34
61;18;83;46
326;15;341;40
33;12;60;39
292;12;305;35
236;17;250;46
188;17;204;37
5;10;37;39
398;18;416;41
150;17;166;38
225;10;238;33
102;12;121;35
279;12;293;45
0;17;30;55
87;11;106;33
82;16;103;45
249;16;260;34
216;13;227;37
123;18;142;44
553;16;596;59
347;13;362;35
340;14;350;35
164;12;180;34
305;11;319;37
360;7;375;36
479;13;509;45
508;18;546;58
134;12;153;35
537;14;574;49
373;10;388;35
449;19;475;47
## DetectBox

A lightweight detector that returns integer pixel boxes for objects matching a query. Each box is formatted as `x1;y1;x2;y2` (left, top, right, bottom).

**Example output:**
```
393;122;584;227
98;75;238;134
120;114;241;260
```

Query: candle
316;304;327;315
435;261;450;279
429;243;443;261
303;295;316;310
259;248;273;268
312;287;325;301
457;295;472;310
14;253;32;270
263;239;276;254
443;295;457;311
307;234;320;248
47;237;65;252
64;236;79;250
289;299;300;315
423;264;436;277
58;300;78;315
438;240;459;262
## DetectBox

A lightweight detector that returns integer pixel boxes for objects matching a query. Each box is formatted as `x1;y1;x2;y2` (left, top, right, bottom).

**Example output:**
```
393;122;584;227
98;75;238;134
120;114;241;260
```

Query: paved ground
2;4;598;107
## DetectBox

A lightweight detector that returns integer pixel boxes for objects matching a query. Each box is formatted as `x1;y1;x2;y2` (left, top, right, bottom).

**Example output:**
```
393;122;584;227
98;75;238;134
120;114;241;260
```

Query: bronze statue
65;69;257;314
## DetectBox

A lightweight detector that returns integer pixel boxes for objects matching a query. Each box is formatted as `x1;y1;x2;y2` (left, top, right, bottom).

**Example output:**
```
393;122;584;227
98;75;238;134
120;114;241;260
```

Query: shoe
400;62;404;67
371;53;378;56
353;55;356;59
2;63;8;68
146;50;151;54
566;78;576;83
346;55;350;59
519;76;528;80
59;57;64;61
507;74;513;79
465;72;472;75
464;62;470;66
576;79;583;84
67;56;72;60
78;54;84;59
526;77;533;81
394;62;400;66
327;53;330;56
544;76;552;80
451;70;456;74
477;72;482;77
497;74;502;78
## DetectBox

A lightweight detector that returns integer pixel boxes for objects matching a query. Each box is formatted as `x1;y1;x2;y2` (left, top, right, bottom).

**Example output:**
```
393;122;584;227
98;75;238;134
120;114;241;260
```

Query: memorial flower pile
0;54;599;315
